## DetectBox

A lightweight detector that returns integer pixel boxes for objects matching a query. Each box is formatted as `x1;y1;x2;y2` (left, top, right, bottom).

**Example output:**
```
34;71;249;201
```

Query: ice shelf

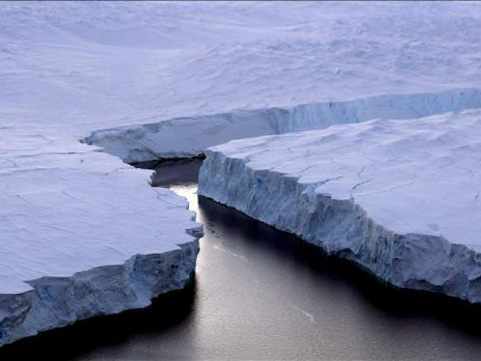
199;110;481;303
3;3;481;163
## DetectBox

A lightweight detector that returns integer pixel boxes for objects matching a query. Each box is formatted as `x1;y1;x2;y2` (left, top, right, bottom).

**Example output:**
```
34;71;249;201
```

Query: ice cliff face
0;242;198;347
84;88;481;163
198;110;481;303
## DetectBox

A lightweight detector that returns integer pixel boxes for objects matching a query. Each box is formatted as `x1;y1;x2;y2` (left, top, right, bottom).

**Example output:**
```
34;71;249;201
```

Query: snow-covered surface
199;110;481;303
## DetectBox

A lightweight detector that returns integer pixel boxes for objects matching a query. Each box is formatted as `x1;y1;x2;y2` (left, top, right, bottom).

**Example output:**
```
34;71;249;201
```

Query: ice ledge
198;110;481;303
84;88;481;163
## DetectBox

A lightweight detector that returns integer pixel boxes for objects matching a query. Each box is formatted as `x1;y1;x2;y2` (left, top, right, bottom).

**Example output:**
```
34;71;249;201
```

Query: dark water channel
3;159;481;360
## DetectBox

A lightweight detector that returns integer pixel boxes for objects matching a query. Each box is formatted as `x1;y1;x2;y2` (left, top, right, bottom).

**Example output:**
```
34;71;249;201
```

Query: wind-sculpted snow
0;128;201;347
199;110;481;303
85;88;481;163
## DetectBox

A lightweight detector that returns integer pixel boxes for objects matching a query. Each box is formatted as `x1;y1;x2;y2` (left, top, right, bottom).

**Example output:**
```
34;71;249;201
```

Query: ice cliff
84;88;481;163
199;110;481;303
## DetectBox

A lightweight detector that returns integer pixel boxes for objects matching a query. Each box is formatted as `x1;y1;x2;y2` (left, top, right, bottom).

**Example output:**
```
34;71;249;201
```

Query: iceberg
199;110;481;303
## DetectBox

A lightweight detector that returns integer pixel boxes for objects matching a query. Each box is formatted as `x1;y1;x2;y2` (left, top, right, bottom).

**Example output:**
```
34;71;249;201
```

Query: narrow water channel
4;159;481;360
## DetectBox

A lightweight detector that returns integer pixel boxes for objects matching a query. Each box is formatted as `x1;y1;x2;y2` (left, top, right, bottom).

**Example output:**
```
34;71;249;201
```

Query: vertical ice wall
198;111;481;303
85;88;481;163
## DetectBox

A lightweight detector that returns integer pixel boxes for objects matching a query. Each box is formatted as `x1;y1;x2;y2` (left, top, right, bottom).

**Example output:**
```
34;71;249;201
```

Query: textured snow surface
199;110;481;303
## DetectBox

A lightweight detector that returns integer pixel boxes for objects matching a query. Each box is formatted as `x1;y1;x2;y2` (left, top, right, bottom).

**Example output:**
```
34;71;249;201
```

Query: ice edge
85;88;481;163
0;232;201;347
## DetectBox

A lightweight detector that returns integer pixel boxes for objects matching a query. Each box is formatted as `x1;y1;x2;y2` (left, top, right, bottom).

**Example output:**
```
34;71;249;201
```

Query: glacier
199;110;481;303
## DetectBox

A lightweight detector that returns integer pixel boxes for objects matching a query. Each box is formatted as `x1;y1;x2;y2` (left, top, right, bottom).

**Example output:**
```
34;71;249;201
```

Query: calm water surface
3;159;481;360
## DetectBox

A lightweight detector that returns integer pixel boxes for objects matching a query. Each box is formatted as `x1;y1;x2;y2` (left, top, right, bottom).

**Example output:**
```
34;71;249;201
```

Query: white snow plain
199;110;481;303
2;0;481;345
